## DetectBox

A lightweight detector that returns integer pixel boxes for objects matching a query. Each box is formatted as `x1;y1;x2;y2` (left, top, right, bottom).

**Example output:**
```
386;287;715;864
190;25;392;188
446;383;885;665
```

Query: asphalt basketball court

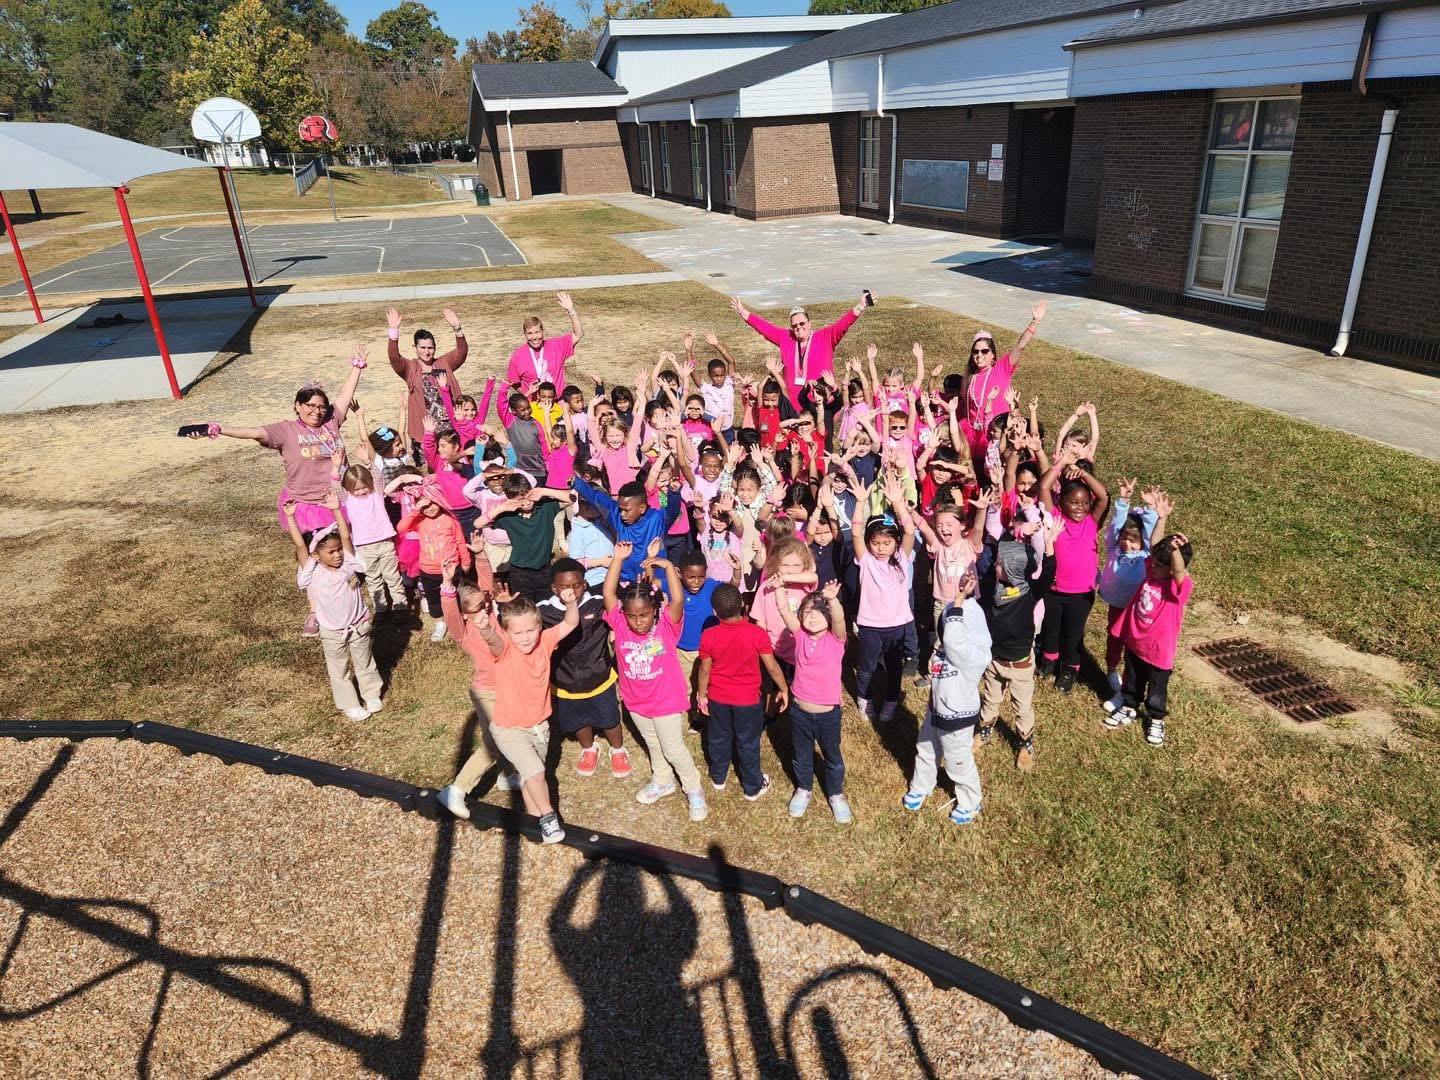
1;213;526;297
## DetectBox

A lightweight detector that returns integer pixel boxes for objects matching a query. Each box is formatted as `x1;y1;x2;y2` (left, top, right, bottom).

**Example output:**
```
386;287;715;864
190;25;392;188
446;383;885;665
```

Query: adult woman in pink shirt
730;292;871;413
960;300;1048;463
505;291;583;394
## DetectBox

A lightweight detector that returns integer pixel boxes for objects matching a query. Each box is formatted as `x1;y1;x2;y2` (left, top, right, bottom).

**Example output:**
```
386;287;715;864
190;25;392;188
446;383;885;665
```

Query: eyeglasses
973;347;993;355
791;321;809;329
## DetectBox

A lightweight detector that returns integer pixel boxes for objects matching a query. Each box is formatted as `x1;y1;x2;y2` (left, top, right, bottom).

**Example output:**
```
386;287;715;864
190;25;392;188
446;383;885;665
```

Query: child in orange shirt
395;481;471;642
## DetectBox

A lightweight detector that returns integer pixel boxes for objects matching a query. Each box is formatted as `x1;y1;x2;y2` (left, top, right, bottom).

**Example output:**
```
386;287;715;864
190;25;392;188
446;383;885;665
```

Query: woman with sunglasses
730;292;871;413
961;300;1048;465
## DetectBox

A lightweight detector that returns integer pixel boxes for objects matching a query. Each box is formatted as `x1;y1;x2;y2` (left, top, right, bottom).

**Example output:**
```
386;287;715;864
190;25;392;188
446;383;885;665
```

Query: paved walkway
601;193;1440;462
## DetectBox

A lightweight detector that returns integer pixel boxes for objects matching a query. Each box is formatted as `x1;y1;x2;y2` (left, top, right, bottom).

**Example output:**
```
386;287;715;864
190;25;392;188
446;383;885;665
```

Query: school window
690;127;704;199
1186;96;1299;306
722;120;736;207
859;116;881;209
659;129;671;193
637;124;652;190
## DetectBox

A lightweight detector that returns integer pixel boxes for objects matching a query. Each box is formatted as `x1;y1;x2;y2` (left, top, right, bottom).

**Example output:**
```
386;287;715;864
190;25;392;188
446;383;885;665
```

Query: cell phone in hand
594;380;605;396
177;424;209;438
863;289;874;307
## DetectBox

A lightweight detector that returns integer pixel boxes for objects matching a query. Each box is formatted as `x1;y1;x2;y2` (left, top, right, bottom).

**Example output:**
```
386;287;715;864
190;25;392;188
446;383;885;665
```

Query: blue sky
333;0;811;46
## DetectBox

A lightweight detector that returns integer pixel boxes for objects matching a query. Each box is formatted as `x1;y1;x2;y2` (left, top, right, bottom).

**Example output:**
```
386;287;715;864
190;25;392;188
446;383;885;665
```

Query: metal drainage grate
1193;638;1355;722
708;271;727;278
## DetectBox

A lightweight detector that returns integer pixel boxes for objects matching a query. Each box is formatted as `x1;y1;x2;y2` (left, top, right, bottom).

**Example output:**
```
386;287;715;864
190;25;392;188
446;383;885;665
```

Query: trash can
473;182;490;207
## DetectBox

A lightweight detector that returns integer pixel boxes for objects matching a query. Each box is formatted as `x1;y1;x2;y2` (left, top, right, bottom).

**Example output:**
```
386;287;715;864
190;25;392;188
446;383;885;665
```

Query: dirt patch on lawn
0;738;1118;1079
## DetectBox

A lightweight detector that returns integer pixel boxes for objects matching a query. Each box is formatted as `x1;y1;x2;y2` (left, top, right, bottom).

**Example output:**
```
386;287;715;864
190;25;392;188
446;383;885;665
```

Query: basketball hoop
296;115;340;222
190;96;260;271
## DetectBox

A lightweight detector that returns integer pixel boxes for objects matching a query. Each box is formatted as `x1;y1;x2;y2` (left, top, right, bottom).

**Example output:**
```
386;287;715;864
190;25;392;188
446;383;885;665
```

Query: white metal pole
1331;107;1398;356
505;103;521;201
219;138;258;275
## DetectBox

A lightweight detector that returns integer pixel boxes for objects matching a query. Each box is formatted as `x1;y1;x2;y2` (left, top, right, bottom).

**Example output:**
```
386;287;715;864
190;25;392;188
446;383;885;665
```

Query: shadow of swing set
0;719;1206;1079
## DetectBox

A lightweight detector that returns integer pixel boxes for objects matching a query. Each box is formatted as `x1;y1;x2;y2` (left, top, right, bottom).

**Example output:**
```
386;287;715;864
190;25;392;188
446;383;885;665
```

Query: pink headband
419;481;450;510
307;523;338;553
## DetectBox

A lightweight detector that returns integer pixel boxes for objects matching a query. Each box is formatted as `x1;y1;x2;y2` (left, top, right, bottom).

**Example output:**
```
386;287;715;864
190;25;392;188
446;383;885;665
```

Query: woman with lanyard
190;346;369;635
505;291;584;395
386;306;468;460
960;300;1048;466
730;292;871;414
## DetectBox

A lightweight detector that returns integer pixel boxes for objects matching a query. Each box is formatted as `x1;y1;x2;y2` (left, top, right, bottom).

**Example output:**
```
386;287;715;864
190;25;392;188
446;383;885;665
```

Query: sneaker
636;781;677;805
364;697;383;714
343;706;371;722
575;746;599;777
493;772;520;792
1016;740;1035;772
1035;655;1055;679
949;801;981;825
538;811;565;844
437;783;471;819
302;613;320;638
1054;665;1077;694
1107;669;1123;693
429;620;447;643
855;696;871;719
788;788;811;818
743;774;772;801
972;725;994;755
711;778;727;793
829;794;853;824
902;790;927;812
1147;718;1166;746
1105;705;1137;729
607;745;632;778
1102;693;1124;715
687;791;709;822
877;702;897;724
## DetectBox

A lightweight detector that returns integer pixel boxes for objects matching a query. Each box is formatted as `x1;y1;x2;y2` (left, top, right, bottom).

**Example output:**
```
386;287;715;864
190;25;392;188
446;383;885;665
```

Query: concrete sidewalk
600;193;1440;462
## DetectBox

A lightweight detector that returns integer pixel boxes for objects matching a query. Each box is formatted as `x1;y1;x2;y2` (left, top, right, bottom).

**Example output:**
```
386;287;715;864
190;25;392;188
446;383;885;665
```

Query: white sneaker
343;706;371;722
437;784;471;819
788;788;811;818
687;791;708;821
855;697;871;719
828;794;853;824
636;781;677;804
538;811;565;844
364;697;383;714
1102;692;1124;715
493;772;520;792
429;620;448;643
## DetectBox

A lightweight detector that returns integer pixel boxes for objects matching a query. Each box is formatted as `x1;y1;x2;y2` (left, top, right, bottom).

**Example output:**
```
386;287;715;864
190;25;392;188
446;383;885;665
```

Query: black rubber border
0;719;1207;1079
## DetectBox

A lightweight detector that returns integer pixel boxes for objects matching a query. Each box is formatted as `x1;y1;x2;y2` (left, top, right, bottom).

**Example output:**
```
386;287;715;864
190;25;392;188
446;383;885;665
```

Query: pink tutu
275;489;349;533
395;535;421;578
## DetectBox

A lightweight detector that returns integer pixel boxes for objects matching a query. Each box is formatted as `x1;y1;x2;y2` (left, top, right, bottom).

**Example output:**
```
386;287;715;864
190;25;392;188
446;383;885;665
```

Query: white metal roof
0;122;214;190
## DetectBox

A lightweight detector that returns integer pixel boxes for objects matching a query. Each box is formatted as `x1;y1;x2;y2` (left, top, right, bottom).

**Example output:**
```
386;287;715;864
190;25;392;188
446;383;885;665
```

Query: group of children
273;299;1195;844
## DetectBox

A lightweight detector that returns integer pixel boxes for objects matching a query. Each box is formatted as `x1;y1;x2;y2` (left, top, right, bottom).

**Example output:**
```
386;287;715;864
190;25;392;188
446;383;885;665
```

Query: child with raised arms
1107;533;1194;748
775;580;851;823
1037;447;1110;692
571;475;682;583
850;473;919;723
339;412;406;617
1099;482;1168;709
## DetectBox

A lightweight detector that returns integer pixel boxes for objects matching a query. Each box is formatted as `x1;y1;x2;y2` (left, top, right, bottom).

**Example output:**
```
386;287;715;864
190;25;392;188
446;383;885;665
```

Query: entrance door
528;149;562;196
1014;107;1075;237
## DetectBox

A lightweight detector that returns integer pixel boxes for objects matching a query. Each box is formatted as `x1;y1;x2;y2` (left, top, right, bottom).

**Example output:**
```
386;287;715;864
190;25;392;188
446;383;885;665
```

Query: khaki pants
490;720;551;783
357;540;405;608
452;689;503;793
979;657;1036;740
318;622;383;712
552;511;568;557
630;711;702;793
483;540;512;575
676;649;698;690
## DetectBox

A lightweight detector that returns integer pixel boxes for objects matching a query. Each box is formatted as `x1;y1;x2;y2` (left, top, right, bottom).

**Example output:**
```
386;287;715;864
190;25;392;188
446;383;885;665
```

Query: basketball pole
324;148;339;222
218;137;257;275
218;167;258;308
0;191;43;324
114;186;183;401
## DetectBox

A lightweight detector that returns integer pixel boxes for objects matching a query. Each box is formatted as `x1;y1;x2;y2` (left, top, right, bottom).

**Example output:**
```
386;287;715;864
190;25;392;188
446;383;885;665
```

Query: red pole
114;187;183;400
218;167;257;308
0;191;44;324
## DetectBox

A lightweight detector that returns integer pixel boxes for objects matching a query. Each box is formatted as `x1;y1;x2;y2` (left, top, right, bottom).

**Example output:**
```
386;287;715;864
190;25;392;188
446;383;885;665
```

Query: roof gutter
875;53;898;225
1332;11;1400;356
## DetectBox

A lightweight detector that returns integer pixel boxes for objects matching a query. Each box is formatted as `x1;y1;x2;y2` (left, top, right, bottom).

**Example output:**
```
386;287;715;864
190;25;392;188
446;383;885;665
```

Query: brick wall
1090;90;1212;300
1064;98;1106;246
735;119;758;215
479;107;629;200
890;104;1015;236
745;117;841;219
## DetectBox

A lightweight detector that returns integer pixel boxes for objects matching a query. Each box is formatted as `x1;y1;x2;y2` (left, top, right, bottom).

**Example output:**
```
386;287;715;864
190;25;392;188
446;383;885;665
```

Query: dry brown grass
0;284;1437;1078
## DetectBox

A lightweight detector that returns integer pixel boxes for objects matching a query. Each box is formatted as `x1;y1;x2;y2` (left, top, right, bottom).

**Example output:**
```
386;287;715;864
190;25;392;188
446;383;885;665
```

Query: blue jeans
789;703;844;795
707;700;765;794
855;623;913;704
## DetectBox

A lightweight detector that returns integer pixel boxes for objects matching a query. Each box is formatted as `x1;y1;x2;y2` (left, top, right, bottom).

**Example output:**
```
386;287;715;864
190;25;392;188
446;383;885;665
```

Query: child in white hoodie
903;566;993;825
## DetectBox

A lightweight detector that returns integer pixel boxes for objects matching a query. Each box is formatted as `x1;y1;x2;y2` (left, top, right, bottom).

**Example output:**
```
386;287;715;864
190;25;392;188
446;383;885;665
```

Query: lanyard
529;344;549;382
793;336;810;386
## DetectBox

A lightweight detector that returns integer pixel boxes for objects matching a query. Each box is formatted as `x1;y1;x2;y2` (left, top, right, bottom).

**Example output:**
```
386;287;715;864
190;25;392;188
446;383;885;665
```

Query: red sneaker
608;745;632;778
575;746;599;777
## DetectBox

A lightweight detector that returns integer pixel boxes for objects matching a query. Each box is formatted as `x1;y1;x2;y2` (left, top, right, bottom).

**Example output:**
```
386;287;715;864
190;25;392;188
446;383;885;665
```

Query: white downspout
689;101;711;212
875;53;897;224
1331;107;1397;356
505;102;520;202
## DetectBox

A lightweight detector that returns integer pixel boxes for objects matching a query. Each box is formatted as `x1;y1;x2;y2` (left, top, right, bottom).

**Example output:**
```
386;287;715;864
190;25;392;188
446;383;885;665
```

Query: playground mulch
0;738;1117;1078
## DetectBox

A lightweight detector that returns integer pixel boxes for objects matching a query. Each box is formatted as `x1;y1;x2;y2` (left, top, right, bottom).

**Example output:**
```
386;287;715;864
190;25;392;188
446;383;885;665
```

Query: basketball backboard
191;97;261;145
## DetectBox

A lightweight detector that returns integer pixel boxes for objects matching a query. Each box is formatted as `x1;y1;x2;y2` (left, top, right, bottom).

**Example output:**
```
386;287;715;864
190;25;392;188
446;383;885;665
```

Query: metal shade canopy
0;121;255;399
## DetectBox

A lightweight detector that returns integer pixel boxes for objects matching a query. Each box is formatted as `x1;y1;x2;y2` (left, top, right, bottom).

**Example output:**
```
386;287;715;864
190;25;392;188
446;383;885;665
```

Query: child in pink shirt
775;581;852;823
850;473;918;724
438;379;494;448
1037;447;1110;693
284;493;383;722
1107;533;1194;748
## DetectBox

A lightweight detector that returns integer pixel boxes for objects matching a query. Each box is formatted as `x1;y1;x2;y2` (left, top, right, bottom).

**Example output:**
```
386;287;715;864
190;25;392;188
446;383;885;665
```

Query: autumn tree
514;1;572;62
172;0;319;152
365;0;456;66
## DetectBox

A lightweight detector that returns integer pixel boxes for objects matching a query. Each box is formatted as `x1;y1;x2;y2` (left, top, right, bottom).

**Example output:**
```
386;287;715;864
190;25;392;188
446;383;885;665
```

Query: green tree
172;0;318;152
514;1;571;62
464;30;520;65
365;1;456;66
0;0;56;118
266;0;345;39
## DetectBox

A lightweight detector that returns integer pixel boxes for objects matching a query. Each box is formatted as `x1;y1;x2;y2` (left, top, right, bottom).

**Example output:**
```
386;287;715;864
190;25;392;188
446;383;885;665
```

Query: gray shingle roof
471;62;626;100
1069;0;1399;47
626;0;1142;106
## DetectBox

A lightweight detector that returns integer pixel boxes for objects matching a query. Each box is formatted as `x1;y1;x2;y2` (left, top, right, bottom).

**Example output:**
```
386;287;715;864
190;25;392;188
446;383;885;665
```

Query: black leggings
1039;589;1094;668
1122;650;1173;719
418;571;443;617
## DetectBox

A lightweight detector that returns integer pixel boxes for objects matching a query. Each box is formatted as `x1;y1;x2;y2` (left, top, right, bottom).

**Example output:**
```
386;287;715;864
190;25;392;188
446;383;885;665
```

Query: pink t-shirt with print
262;419;343;502
931;541;976;604
1118;570;1194;670
604;605;690;717
856;550;914;629
298;551;369;631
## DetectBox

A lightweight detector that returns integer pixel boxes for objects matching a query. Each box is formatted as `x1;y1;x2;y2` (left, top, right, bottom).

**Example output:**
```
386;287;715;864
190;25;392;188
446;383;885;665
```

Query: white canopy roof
0;123;214;191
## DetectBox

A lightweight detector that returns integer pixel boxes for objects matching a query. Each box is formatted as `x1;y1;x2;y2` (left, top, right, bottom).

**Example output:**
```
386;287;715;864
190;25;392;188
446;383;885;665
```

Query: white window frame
859;116;881;209
1185;96;1298;309
637;124;652;191
690;126;704;200
722;120;736;207
659;128;671;193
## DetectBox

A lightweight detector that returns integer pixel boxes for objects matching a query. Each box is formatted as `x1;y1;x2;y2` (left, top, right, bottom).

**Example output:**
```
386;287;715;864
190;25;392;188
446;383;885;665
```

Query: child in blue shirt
673;550;721;696
1098;483;1169;707
571;474;682;582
